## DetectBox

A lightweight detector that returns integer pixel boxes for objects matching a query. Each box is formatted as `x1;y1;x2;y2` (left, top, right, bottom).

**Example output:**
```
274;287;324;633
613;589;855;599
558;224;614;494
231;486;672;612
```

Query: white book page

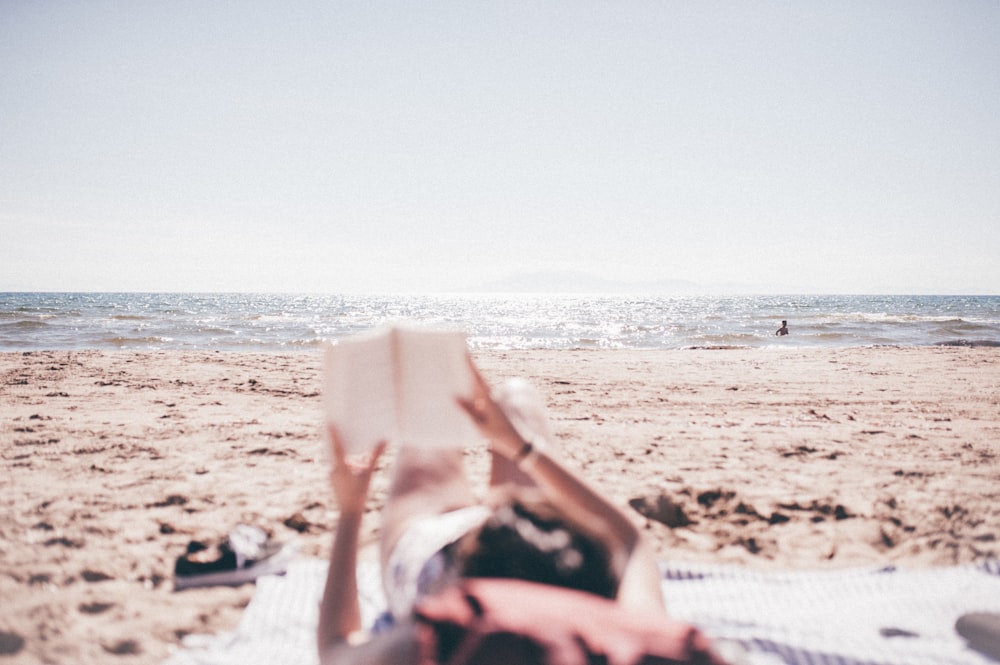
395;329;477;448
323;331;396;455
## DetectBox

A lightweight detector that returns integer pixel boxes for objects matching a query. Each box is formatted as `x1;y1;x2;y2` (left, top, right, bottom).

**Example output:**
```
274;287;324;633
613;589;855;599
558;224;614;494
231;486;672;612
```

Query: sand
1;347;998;663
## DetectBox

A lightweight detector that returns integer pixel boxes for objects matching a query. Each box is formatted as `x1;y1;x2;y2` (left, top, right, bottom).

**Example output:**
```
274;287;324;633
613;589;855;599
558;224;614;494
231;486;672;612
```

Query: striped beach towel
164;559;1000;665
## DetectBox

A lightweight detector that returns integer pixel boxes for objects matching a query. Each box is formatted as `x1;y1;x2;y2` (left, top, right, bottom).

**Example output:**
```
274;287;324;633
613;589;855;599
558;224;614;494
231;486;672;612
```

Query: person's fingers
368;440;388;470
457;395;488;424
464;353;491;399
331;428;386;478
327;422;346;462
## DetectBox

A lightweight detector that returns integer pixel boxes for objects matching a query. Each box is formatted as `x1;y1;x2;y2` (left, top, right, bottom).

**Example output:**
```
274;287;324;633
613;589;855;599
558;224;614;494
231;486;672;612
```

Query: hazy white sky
2;1;998;294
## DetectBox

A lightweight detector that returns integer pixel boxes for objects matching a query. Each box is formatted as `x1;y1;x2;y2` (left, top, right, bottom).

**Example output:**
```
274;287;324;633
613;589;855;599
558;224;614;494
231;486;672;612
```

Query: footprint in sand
102;639;141;655
79;601;115;614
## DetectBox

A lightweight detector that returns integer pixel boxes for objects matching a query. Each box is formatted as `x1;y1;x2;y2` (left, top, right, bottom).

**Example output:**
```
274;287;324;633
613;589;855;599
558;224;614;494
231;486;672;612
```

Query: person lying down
318;356;732;665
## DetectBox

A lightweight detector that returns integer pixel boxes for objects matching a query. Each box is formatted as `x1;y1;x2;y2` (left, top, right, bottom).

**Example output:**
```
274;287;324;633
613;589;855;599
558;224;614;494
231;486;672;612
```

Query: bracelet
514;439;537;466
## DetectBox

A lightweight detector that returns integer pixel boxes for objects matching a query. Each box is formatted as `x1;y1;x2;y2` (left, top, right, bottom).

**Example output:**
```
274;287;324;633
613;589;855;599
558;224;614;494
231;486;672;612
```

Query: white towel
164;559;1000;665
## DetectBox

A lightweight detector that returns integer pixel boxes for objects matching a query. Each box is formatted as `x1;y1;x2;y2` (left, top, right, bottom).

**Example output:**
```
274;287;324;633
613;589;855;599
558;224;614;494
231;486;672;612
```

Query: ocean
1;292;998;352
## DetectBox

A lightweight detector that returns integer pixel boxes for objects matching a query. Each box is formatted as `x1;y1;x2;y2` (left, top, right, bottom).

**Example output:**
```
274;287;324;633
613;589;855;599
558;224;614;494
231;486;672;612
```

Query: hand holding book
323;325;478;455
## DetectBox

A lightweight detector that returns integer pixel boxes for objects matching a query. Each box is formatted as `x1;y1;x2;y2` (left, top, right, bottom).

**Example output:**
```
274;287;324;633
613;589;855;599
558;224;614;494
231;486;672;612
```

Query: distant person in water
775;320;789;336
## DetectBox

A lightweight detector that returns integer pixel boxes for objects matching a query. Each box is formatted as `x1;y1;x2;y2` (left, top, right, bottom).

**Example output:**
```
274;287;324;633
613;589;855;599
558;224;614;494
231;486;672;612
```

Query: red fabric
414;579;730;665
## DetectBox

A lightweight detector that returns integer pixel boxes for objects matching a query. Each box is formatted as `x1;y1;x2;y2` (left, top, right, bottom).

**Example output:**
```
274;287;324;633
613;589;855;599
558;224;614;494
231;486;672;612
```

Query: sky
1;1;998;295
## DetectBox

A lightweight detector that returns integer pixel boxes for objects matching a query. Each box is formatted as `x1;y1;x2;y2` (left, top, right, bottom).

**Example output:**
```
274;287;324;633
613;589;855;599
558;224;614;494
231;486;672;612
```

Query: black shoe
173;525;293;590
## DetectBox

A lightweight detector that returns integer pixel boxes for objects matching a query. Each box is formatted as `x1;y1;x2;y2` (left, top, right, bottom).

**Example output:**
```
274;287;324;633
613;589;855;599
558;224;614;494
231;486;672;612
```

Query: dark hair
451;498;618;599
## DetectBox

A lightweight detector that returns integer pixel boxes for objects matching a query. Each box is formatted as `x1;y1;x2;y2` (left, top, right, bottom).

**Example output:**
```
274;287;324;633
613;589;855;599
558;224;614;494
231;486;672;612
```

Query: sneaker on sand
173;524;295;590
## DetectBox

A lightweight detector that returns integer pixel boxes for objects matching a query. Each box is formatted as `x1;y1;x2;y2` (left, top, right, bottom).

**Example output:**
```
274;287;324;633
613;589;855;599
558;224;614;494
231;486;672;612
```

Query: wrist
336;506;365;522
515;438;542;469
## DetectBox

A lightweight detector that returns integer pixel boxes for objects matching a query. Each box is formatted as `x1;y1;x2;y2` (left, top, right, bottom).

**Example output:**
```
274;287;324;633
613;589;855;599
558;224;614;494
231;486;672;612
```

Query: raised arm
317;427;383;650
317;427;423;665
458;359;666;612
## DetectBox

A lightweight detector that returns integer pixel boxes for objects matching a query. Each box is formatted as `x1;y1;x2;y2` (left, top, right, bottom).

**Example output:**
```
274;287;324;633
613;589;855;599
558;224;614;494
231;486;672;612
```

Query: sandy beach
1;347;998;663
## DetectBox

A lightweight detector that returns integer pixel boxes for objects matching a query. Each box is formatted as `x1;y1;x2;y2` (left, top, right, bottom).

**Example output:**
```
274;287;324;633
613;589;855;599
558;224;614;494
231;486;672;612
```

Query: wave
193;325;238;336
0;320;52;330
684;345;753;350
0;311;56;320
201;336;326;350
279;338;325;348
819;312;971;325
934;339;1000;348
105;336;175;347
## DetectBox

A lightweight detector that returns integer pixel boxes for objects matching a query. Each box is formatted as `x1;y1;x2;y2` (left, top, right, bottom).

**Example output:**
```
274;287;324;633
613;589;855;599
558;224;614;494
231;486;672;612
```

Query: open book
323;325;478;455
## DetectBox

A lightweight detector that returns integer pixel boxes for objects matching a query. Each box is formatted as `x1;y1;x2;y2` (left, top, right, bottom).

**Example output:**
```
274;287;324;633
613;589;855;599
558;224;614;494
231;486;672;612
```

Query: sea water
1;292;998;352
